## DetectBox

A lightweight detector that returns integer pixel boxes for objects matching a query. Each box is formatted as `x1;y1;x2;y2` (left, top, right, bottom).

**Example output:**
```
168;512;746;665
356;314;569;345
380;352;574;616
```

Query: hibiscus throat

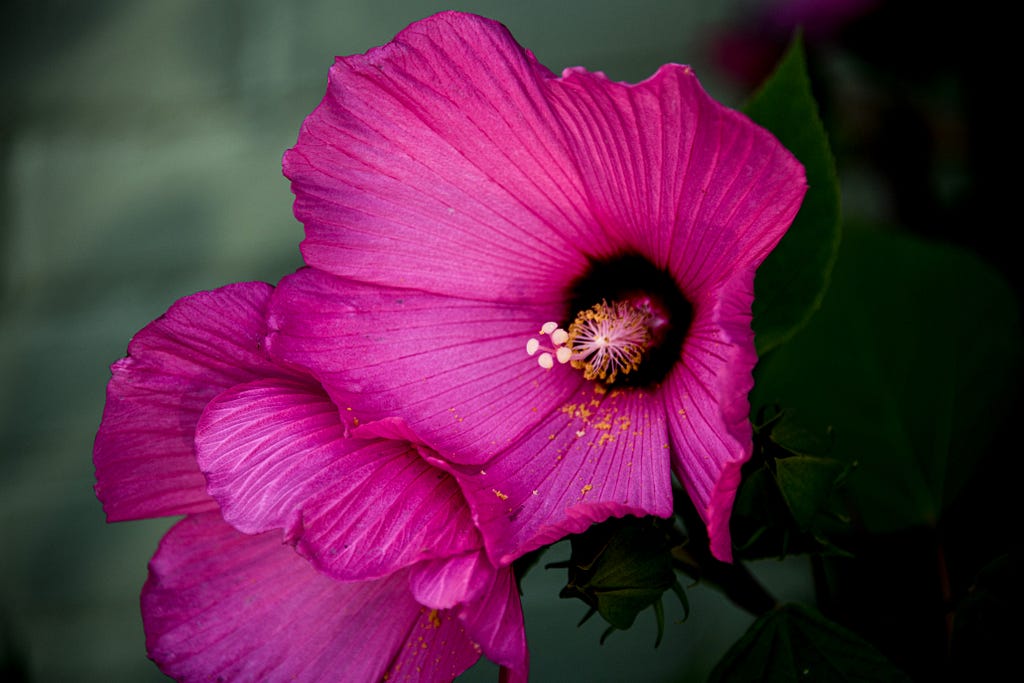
527;253;693;387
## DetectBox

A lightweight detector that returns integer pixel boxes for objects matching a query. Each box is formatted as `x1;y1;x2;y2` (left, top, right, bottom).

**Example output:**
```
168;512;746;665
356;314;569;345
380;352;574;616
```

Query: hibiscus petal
269;272;673;561
664;270;758;562
350;415;427;445
409;550;492;609
453;560;529;677
460;383;674;563
383;607;483;683
143;513;481;682
548;65;807;293
284;12;602;304
93;282;295;521
195;377;481;580
267;268;583;466
409;551;528;677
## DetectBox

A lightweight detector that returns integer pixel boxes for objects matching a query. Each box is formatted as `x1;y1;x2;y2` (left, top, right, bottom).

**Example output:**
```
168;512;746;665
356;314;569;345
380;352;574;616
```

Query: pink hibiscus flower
94;282;527;681
270;11;807;563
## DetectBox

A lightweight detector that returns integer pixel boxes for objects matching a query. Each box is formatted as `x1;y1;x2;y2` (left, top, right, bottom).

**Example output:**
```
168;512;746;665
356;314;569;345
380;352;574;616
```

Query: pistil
526;298;661;383
566;299;654;383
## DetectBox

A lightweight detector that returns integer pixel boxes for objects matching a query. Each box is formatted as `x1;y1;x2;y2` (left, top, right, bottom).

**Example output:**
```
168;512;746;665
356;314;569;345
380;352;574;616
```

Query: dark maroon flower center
563;253;692;387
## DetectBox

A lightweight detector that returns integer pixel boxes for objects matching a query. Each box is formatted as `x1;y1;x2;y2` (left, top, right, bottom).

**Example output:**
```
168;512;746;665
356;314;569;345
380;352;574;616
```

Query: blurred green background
2;1;1010;681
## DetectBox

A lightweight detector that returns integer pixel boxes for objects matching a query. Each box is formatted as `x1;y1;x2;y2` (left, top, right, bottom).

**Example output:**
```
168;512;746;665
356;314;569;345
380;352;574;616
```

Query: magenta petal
267;269;582;465
384;607;483;683
665;271;759;562
93;282;296;521
284;12;602;303
350;416;426;445
196;377;481;580
409;552;528;676
461;385;674;563
548;65;807;290
195;377;343;532
454;560;529;677
409;550;491;609
270;272;673;562
143;513;481;682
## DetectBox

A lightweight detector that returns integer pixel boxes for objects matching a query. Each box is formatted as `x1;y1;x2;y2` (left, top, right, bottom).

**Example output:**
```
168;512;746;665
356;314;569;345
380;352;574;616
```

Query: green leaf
745;33;842;354
709;603;912;682
774;455;847;533
767;411;833;458
732;462;794;556
762;410;849;536
752;227;1023;532
732;411;851;558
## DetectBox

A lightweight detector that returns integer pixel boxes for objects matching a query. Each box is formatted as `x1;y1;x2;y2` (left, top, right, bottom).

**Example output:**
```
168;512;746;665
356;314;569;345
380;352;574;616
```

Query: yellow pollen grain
548;434;556;440
581;484;593;495
428;609;442;628
598;433;614;446
492;489;509;501
352;417;360;426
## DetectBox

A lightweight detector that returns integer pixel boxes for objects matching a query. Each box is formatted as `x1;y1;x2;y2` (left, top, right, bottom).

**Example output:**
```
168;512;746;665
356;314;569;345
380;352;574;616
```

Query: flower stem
671;543;779;617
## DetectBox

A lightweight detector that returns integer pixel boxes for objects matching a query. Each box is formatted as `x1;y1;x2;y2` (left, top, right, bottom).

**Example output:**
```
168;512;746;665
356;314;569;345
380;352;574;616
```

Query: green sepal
554;516;687;643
